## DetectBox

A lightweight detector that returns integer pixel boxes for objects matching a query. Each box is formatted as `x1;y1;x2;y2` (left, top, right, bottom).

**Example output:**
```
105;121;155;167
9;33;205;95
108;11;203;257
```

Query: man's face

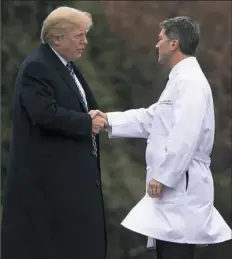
55;24;89;61
156;28;174;65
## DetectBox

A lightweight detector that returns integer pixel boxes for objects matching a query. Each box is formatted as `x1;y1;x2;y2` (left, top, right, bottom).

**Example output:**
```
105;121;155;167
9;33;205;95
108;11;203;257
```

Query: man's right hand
89;110;107;120
92;115;107;134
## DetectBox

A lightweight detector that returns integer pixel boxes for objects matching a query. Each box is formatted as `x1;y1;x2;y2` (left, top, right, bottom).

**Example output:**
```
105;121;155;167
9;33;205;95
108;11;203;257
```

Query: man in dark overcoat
1;6;107;259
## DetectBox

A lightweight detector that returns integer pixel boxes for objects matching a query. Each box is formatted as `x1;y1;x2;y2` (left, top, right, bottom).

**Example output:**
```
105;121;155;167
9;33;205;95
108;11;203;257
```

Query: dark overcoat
1;43;106;259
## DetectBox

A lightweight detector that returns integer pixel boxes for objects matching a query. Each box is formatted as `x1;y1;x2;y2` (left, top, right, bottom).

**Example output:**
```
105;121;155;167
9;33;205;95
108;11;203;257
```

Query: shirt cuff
106;113;112;127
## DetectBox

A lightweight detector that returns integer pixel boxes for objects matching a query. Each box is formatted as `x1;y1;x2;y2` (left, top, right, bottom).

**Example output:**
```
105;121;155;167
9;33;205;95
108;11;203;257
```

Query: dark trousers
156;239;196;259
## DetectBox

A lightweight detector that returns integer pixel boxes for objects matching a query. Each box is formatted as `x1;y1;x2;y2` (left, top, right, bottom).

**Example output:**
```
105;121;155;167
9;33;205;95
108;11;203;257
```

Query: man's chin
157;57;163;64
158;56;166;65
73;53;82;60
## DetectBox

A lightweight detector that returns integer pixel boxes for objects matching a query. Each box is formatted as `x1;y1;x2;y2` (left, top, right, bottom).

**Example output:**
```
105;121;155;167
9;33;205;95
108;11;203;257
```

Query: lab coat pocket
152;106;173;135
156;186;186;205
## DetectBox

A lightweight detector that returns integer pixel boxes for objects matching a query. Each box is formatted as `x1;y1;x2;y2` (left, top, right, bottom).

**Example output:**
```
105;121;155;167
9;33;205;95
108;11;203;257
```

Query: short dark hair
160;16;200;55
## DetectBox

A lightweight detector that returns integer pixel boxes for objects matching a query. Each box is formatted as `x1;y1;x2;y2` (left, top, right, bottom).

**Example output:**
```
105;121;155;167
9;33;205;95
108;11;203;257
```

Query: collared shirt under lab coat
107;57;231;246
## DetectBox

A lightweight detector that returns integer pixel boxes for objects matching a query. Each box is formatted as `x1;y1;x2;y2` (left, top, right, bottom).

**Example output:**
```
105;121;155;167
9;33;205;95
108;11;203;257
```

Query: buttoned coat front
1;44;106;259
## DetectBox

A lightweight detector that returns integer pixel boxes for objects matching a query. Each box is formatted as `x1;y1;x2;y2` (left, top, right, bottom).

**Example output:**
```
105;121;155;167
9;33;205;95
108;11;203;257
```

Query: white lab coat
107;57;231;246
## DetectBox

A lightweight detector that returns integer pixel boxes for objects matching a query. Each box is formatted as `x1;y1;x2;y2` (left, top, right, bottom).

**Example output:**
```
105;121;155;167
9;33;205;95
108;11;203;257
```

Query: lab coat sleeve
153;80;207;188
107;103;157;139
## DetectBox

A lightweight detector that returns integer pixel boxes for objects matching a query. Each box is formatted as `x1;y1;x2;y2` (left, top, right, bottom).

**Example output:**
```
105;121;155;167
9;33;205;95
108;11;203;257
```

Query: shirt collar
168;56;197;80
49;45;68;66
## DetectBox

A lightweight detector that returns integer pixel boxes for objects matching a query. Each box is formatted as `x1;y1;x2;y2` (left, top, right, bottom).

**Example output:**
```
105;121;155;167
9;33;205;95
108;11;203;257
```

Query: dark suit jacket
1;43;106;259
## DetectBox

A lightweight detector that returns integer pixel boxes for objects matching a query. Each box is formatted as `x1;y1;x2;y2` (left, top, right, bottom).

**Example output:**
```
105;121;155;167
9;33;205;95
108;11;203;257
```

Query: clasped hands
89;110;108;134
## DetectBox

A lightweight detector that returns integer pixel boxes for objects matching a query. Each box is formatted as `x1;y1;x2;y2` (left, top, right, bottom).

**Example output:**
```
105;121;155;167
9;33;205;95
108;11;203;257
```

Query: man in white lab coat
90;16;231;259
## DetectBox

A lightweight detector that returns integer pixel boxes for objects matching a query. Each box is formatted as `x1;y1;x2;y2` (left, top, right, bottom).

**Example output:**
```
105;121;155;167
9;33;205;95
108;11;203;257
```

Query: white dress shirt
50;45;87;102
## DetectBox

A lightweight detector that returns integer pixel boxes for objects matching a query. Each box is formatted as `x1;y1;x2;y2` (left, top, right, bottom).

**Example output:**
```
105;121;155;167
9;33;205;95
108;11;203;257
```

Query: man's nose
83;35;88;45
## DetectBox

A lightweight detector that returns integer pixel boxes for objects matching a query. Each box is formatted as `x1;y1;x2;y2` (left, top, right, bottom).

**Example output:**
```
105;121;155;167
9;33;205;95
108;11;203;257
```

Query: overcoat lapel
40;44;87;112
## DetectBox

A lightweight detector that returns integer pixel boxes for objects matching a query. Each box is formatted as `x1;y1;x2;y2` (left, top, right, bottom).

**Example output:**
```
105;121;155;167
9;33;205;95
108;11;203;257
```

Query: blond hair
40;6;93;44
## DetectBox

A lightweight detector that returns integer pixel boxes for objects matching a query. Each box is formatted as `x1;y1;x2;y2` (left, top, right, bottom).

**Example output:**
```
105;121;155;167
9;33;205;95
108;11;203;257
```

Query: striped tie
66;62;98;157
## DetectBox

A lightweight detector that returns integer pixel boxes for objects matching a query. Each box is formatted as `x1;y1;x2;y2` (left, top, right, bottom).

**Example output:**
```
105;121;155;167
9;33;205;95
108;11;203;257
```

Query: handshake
89;110;108;134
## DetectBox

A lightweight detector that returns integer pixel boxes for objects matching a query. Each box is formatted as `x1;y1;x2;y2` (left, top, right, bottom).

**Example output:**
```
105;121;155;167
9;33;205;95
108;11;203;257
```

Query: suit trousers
156;239;196;259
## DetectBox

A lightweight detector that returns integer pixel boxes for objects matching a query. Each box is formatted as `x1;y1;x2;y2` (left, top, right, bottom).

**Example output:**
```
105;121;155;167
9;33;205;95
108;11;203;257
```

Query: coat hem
121;224;232;245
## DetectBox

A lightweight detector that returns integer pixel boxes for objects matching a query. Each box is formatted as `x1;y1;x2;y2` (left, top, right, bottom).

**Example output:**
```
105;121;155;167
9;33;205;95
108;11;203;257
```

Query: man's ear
52;36;61;46
170;39;179;51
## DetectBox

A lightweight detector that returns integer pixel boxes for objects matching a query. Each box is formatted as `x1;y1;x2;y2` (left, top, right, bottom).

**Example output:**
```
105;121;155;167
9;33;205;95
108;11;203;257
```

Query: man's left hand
147;179;163;198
